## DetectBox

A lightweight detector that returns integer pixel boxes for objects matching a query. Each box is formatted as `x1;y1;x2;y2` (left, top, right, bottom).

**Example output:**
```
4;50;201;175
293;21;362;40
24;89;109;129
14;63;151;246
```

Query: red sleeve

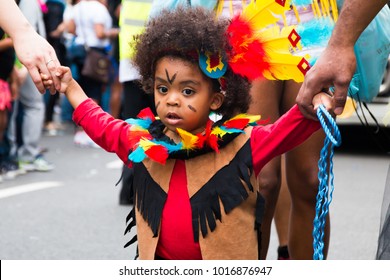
250;104;321;176
72;98;133;166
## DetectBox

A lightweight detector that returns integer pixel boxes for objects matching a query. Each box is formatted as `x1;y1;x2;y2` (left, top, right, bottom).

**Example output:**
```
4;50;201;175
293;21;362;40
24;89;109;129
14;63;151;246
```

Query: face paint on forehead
188;105;197;112
165;69;177;85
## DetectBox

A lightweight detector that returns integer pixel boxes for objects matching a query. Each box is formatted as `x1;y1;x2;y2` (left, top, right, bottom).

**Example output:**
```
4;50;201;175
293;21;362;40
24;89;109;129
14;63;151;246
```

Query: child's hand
42;65;87;109
312;92;334;116
41;66;73;94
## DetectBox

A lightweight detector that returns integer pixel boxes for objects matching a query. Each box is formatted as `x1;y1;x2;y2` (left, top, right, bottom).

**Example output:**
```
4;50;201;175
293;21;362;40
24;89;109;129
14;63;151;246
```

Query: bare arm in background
296;0;389;119
0;0;61;93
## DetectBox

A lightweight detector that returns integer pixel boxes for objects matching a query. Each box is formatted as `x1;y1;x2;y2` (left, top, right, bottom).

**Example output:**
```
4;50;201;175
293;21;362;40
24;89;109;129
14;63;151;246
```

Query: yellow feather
176;128;199;149
330;0;338;21
138;138;157;149
263;52;308;82
241;0;291;30
211;126;228;138
256;24;308;82
230;113;261;123
129;126;148;132
257;25;300;55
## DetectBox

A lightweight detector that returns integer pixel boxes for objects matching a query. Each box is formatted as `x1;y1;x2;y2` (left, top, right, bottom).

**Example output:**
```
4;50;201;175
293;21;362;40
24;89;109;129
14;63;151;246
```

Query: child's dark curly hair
133;6;251;118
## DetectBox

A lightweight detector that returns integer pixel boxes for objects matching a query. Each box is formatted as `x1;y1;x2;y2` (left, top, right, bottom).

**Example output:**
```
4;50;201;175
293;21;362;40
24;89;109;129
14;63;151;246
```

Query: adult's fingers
45;53;61;94
26;65;46;94
24;48;60;94
331;82;349;116
296;74;325;120
296;88;315;120
24;54;55;94
39;50;60;94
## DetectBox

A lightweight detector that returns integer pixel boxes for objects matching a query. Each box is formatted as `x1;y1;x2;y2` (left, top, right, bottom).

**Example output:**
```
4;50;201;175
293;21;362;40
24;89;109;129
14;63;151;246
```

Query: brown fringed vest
125;127;265;259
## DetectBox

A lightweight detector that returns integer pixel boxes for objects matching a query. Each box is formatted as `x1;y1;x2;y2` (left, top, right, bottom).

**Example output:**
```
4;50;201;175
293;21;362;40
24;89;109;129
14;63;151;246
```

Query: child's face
154;57;224;138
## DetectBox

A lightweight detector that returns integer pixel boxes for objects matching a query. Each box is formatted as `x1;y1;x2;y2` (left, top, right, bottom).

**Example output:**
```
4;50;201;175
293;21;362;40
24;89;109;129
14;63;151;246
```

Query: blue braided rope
313;105;342;260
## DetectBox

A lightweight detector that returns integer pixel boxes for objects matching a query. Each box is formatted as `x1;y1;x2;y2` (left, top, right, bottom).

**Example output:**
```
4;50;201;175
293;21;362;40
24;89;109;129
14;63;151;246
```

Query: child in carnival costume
43;3;334;259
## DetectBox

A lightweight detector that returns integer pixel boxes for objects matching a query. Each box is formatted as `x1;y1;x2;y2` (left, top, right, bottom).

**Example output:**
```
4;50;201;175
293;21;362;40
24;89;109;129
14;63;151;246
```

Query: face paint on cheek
155;101;161;110
188;105;197;112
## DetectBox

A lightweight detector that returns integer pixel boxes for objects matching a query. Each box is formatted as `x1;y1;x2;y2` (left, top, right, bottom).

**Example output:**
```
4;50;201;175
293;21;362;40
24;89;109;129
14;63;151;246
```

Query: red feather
226;16;270;81
227;16;254;45
196;133;206;148
223;118;250;130
207;134;219;153
137;107;155;121
145;145;169;164
196;119;213;148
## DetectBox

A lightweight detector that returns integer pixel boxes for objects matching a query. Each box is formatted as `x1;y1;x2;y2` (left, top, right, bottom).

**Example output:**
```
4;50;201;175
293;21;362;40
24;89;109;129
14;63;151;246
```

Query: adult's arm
296;0;389;119
0;0;61;93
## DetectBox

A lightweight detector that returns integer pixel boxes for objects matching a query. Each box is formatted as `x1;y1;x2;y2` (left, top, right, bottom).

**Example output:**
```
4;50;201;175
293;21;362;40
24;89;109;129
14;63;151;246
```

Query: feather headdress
212;0;339;82
223;0;310;82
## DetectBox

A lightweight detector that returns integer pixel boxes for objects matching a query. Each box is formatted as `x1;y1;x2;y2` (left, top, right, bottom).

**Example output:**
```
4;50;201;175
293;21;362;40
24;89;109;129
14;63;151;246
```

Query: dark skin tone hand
296;0;388;120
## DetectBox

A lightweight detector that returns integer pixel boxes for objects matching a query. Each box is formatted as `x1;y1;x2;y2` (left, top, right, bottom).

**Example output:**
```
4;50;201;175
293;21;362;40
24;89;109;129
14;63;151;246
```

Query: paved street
0;123;133;260
0;98;389;260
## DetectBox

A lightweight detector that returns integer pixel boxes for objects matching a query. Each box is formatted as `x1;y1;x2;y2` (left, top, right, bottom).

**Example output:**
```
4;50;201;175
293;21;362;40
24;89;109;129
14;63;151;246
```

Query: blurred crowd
0;0;124;182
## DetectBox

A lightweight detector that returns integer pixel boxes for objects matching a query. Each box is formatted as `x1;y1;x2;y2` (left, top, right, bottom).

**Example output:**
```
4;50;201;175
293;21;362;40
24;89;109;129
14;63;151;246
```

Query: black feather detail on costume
123;169;136;248
124;207;137;248
124;216;136;235
190;141;254;242
123;163;167;248
124;235;138;249
133;163;167;237
125;206;136;234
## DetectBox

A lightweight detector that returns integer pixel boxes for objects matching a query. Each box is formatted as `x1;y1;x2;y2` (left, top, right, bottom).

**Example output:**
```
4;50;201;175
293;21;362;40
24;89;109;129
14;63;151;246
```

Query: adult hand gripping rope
313;104;342;260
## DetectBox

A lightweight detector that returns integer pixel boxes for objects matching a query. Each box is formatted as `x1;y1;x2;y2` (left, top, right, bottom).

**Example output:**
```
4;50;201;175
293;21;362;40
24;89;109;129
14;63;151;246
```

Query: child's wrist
65;79;79;95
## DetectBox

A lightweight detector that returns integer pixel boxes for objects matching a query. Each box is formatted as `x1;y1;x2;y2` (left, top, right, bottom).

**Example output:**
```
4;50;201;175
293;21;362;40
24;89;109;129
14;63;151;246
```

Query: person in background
272;162;291;259
107;0;122;119
117;0;155;205
52;0;81;124
7;0;55;172
66;0;119;147
0;1;21;181
42;0;68;136
216;0;332;260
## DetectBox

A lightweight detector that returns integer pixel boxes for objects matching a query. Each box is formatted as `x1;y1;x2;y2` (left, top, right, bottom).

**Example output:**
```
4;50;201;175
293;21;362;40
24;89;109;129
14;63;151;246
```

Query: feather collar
125;108;264;164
